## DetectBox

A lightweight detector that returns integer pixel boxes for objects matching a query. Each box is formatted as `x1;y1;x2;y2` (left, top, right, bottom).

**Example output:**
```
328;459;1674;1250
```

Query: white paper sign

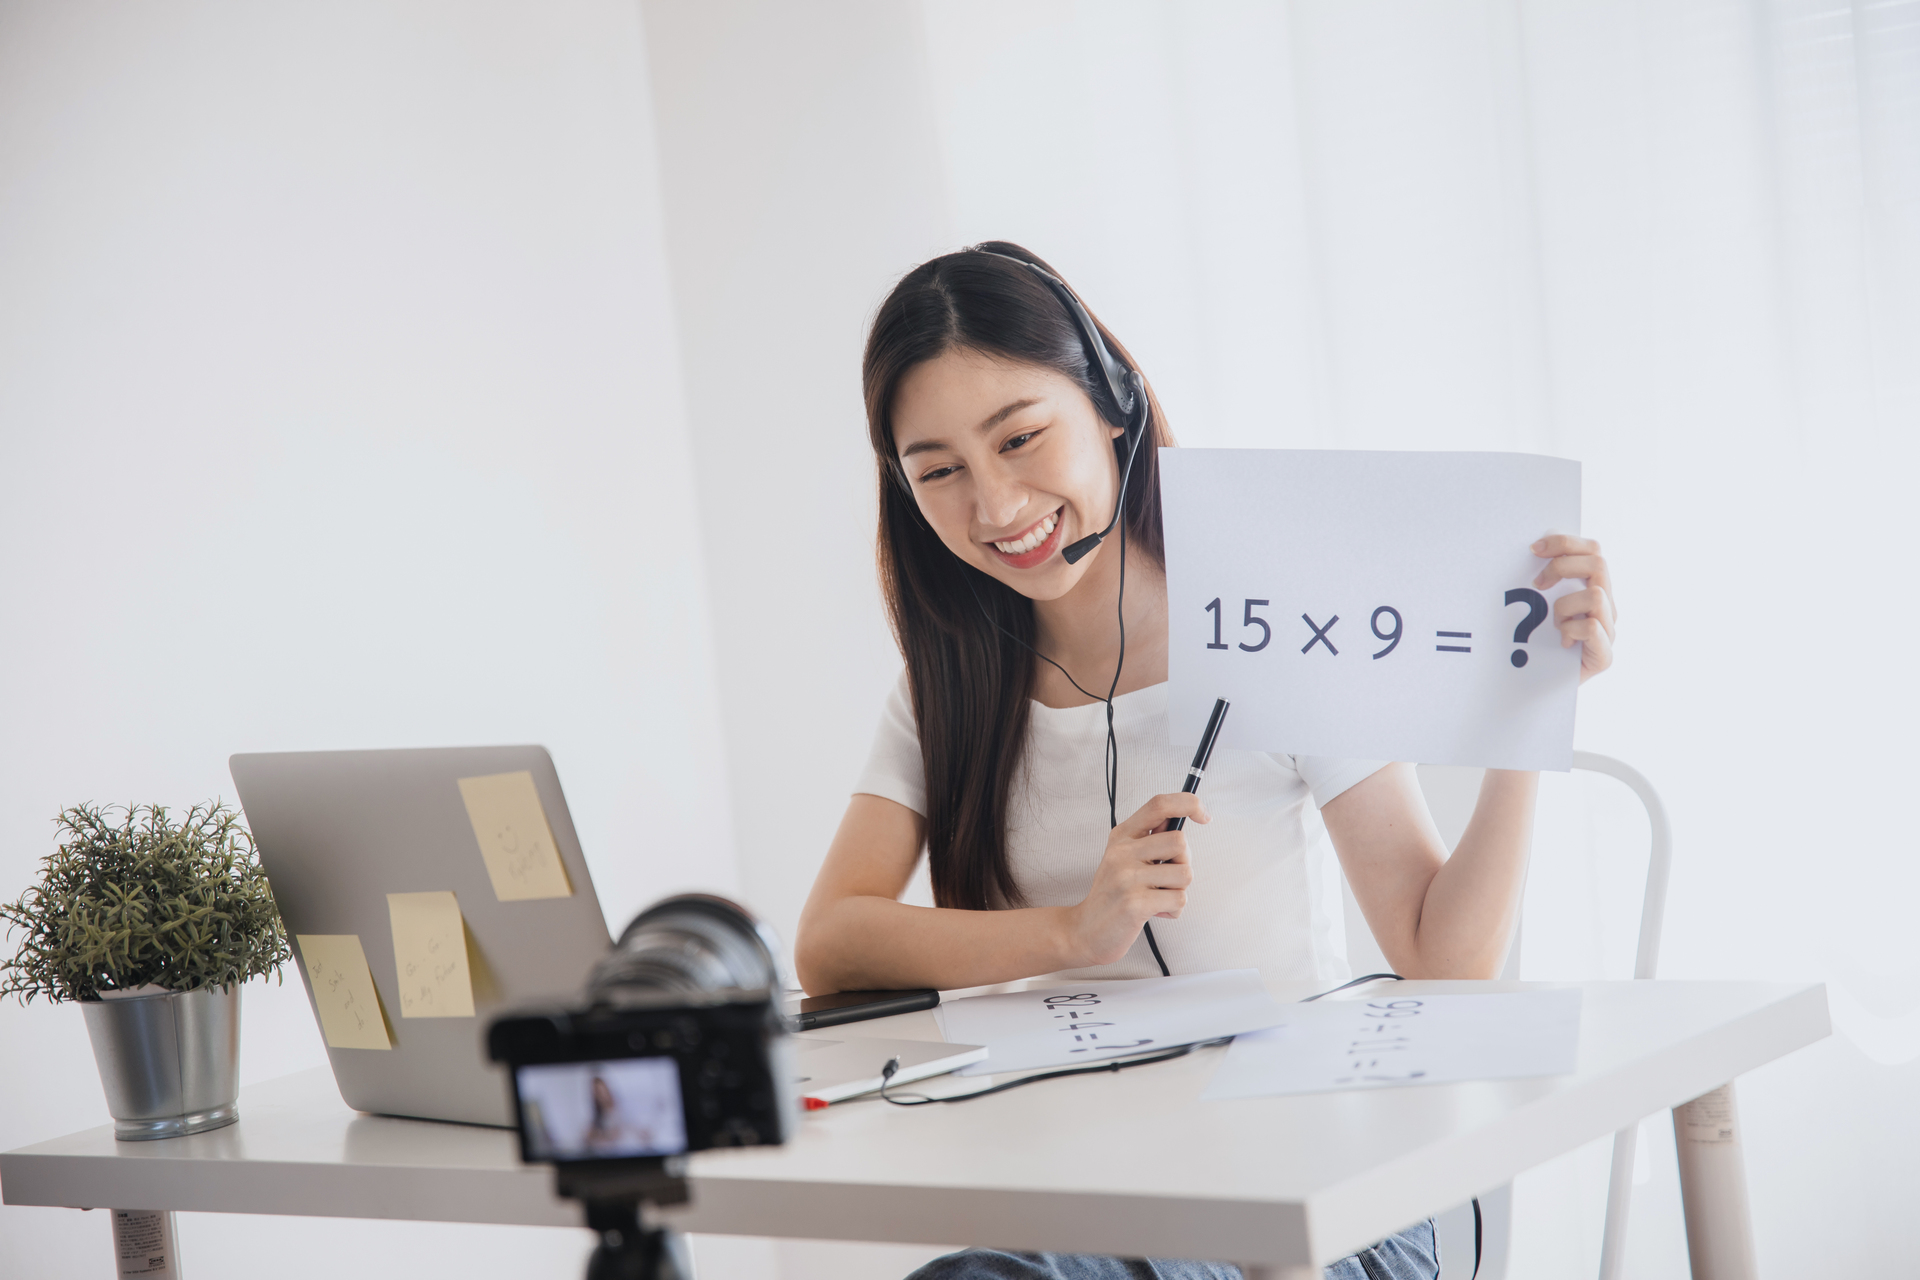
1162;449;1582;770
1202;989;1583;1100
935;970;1288;1076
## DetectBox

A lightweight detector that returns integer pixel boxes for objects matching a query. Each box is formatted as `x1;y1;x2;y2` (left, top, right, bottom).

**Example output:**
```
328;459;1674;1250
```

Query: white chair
1341;753;1673;1280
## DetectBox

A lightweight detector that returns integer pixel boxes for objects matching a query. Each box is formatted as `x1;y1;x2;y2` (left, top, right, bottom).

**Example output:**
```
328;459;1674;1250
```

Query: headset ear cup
1117;372;1147;456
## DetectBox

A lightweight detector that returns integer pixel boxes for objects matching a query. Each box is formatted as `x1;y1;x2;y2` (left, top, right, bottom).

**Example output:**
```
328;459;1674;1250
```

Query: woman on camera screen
795;243;1616;1280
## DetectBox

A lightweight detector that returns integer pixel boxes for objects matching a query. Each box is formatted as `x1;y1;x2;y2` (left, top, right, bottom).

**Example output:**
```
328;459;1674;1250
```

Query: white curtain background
657;3;1920;1277
1;3;1915;1279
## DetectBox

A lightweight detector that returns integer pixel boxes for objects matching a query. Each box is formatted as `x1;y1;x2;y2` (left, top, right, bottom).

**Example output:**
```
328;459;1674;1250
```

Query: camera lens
589;894;786;1003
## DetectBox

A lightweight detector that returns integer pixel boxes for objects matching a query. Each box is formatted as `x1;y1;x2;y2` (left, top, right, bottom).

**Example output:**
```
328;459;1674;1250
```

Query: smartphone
788;989;940;1031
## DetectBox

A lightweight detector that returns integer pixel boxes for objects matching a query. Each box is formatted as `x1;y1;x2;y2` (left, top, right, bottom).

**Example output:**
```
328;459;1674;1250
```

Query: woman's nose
973;467;1028;529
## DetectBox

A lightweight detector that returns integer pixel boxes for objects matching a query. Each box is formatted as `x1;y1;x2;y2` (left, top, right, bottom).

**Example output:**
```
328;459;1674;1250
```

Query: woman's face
890;348;1124;602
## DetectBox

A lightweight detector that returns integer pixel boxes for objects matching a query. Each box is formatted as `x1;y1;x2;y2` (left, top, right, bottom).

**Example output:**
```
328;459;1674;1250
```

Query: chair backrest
1566;752;1672;980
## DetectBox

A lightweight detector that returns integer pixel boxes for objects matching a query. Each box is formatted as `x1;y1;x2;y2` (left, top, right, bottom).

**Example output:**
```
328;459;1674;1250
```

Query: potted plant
0;802;290;1140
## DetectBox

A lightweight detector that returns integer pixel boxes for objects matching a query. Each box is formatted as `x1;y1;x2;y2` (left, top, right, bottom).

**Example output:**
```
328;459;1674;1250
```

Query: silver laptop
231;745;613;1127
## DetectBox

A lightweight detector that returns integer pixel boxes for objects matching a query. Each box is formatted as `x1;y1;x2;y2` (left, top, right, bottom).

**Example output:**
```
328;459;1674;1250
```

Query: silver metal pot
80;984;241;1141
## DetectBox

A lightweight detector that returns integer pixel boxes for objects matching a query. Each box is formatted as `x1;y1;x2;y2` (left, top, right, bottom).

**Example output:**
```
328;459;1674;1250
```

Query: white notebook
793;1035;987;1103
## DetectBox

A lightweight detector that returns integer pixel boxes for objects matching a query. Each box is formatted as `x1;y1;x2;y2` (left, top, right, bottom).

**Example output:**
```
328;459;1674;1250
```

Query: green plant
0;802;290;1003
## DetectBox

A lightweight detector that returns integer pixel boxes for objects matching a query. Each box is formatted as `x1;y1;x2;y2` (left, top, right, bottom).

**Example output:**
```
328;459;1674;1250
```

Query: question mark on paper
1503;588;1549;667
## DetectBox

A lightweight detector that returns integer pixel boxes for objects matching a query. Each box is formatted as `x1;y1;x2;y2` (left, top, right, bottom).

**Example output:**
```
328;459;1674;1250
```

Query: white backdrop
3;2;1917;1279
0;2;729;1276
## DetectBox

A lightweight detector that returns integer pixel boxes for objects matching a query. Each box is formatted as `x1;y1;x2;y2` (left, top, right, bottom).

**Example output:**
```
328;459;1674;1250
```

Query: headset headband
974;250;1139;426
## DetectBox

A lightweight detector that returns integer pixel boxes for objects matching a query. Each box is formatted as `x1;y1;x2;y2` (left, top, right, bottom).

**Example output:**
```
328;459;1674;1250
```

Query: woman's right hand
1065;793;1208;967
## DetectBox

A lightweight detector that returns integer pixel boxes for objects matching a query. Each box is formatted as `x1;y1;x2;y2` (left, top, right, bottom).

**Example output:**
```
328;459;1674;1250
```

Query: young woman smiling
794;243;1617;1280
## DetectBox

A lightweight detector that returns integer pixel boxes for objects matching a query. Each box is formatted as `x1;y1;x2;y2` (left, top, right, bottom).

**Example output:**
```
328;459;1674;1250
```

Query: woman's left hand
1532;534;1616;683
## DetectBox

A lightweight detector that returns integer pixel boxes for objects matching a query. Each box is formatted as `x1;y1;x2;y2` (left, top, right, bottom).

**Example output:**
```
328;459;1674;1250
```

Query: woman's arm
794;791;1207;995
1326;534;1615;978
1322;763;1538;979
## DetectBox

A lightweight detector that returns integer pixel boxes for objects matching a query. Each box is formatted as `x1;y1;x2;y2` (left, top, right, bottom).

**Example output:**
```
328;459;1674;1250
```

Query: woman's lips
985;508;1064;569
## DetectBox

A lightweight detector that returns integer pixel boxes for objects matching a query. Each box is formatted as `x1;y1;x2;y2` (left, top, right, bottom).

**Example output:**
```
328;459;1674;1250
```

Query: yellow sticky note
295;934;392;1050
386;891;476;1018
456;771;573;902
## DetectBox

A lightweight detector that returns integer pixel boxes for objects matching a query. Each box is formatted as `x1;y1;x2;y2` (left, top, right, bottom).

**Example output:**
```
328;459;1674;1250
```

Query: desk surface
2;980;1828;1271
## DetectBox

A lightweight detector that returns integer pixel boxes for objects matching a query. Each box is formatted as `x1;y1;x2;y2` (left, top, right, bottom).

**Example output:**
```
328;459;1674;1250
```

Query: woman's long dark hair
863;242;1173;912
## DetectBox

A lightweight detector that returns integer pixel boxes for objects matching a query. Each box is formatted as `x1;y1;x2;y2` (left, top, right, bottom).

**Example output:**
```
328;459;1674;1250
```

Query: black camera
487;894;796;1280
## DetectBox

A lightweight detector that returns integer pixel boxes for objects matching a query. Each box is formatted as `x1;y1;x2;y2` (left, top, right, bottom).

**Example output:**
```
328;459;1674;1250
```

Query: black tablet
789;989;940;1031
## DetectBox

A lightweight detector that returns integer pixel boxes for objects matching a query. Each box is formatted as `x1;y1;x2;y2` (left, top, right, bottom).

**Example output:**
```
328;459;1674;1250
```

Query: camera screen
515;1057;689;1161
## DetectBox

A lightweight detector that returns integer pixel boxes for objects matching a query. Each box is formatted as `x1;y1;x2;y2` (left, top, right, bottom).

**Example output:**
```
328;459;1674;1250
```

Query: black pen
1166;697;1230;833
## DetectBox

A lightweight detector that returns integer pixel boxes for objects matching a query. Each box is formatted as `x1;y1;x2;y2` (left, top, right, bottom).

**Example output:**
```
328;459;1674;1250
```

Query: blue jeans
903;1219;1438;1280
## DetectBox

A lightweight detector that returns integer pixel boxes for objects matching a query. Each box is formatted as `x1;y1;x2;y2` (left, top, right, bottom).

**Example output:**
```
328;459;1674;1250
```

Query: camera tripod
582;1199;692;1280
562;1161;694;1280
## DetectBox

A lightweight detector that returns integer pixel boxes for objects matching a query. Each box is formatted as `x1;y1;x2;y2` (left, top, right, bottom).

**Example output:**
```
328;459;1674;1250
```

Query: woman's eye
1001;431;1037;452
918;464;960;483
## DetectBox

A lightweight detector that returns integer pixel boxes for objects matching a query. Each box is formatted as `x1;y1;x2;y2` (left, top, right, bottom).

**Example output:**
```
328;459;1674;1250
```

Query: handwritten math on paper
1161;449;1583;771
934;970;1289;1076
1202;989;1584;1100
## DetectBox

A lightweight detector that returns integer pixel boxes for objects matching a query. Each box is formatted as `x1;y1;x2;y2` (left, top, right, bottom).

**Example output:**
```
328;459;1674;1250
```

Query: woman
795;243;1616;1280
584;1074;659;1157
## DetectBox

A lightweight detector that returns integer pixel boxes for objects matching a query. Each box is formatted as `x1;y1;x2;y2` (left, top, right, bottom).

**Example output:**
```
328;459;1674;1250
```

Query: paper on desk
936;970;1288;1076
386;891;476;1018
295;933;392;1050
457;770;572;901
1202;989;1582;1099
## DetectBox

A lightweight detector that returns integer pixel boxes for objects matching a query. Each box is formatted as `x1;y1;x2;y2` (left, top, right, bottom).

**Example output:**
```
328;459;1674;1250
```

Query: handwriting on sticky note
386;891;476;1018
456;771;572;902
295;934;391;1050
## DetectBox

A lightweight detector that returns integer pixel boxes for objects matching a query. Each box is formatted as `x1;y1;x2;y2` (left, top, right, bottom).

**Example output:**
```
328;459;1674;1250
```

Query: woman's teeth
994;511;1058;556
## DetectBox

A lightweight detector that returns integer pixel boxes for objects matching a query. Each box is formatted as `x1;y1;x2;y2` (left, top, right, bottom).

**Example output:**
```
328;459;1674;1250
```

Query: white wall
0;3;731;1276
638;0;953;956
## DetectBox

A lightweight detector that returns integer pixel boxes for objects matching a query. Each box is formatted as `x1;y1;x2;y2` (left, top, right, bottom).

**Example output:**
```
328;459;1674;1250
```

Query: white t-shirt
853;673;1387;985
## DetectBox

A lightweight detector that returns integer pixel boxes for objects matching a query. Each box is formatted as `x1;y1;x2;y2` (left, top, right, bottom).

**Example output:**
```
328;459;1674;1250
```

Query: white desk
2;980;1828;1278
